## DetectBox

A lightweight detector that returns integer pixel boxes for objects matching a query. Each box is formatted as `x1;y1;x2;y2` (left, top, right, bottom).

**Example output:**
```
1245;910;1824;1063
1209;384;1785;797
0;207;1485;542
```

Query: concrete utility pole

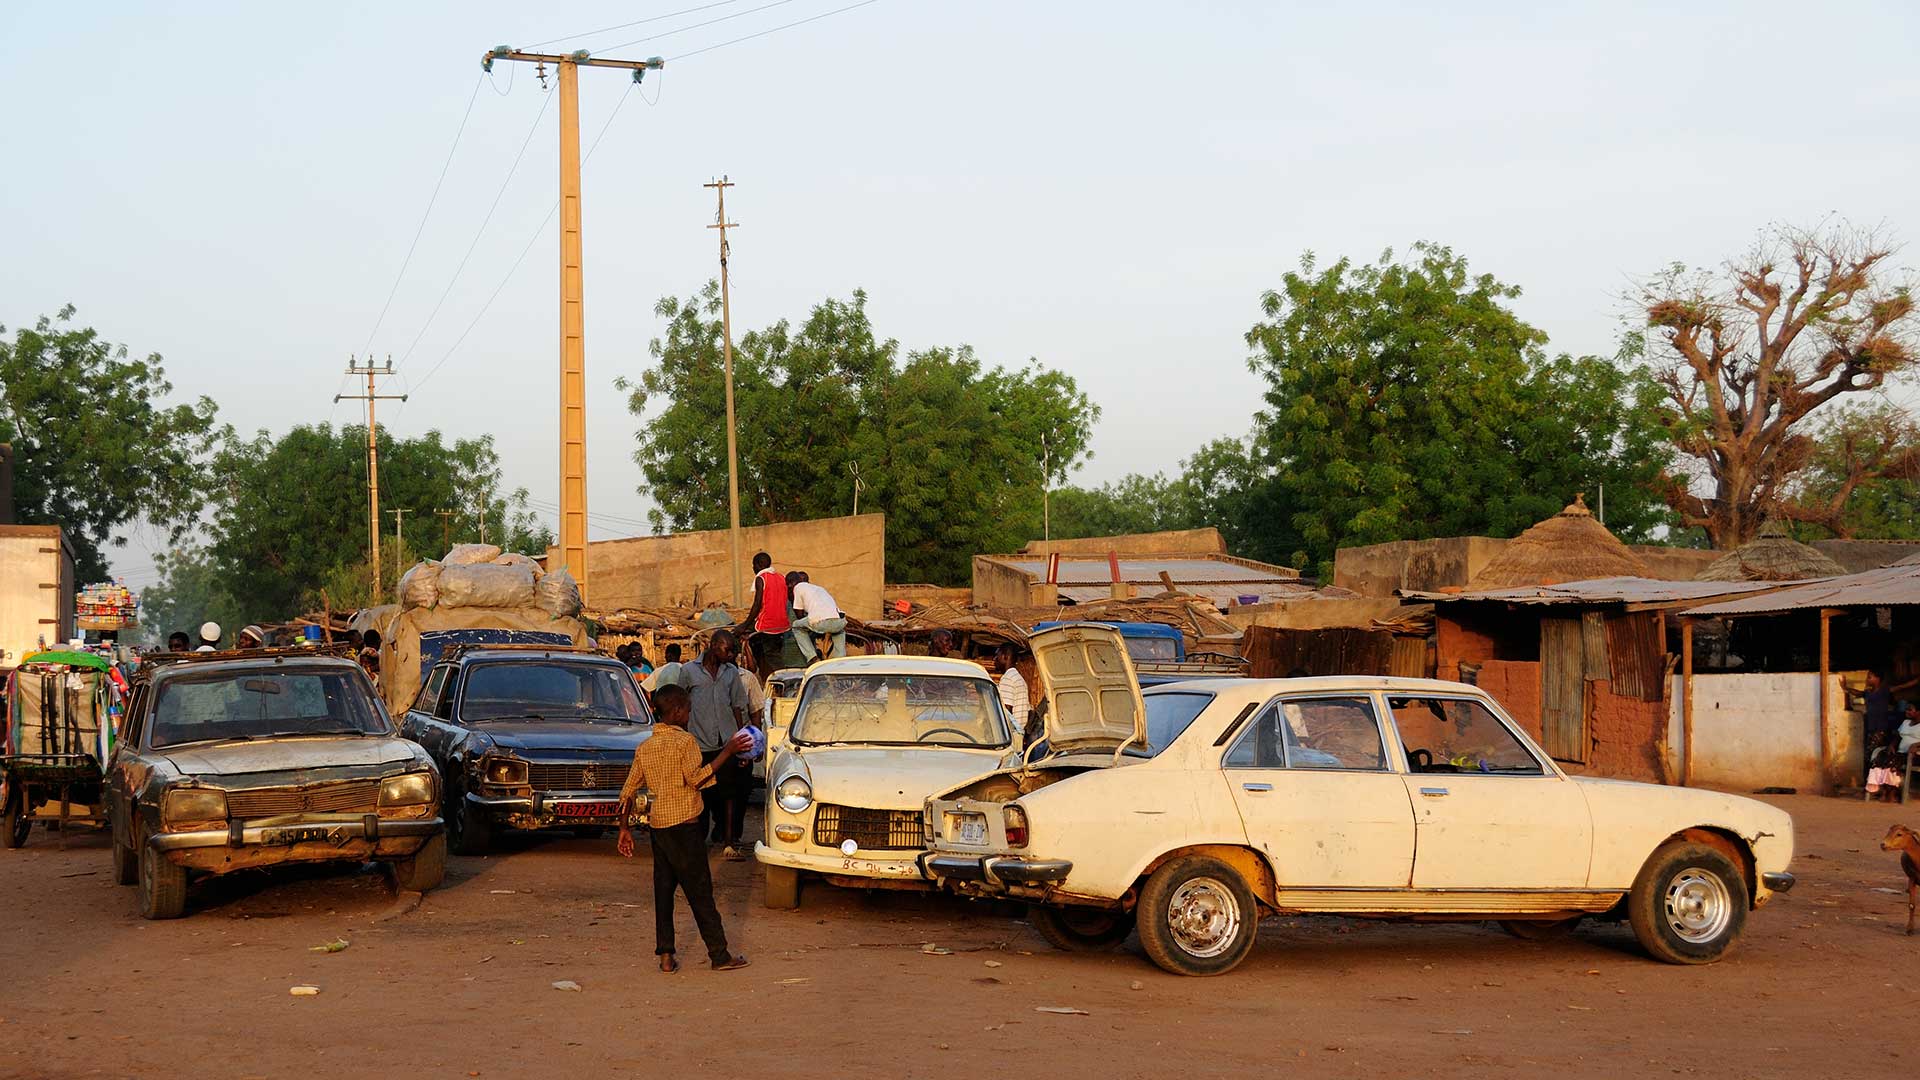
481;46;663;604
1040;432;1052;542
706;175;744;606
336;356;407;602
390;508;410;578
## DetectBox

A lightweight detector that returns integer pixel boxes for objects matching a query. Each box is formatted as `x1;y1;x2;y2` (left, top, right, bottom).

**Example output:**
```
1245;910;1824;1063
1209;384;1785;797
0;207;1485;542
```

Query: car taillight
1003;805;1028;848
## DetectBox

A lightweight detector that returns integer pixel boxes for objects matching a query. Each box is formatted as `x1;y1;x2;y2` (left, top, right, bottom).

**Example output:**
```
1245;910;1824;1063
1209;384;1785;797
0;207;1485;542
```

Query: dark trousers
701;750;750;844
649;819;730;964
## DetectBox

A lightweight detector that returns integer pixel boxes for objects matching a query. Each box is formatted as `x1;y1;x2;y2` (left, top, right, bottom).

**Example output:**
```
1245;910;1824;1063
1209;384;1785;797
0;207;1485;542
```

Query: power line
527;0;753;48
394;88;554;372
600;0;803;52
412;83;637;392
668;0;885;60
359;72;486;357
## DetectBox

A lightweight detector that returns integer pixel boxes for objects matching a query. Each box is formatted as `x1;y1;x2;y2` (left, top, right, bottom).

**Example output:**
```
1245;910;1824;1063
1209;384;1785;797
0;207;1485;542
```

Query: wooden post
1681;616;1695;787
1818;608;1833;793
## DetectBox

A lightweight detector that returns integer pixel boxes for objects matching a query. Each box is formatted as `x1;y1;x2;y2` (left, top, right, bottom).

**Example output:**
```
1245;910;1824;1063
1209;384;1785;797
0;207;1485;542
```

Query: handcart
3;650;117;849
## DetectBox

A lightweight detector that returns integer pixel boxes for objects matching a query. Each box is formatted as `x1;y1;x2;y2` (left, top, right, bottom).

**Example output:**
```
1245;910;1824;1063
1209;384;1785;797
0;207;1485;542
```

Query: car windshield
460;661;650;723
149;668;387;748
790;673;1012;748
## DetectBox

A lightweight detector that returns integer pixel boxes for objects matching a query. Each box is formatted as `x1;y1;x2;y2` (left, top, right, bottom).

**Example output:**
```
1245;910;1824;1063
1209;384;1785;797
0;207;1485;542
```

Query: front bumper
921;852;1073;888
753;841;927;882
468;789;641;829
150;815;443;852
1761;871;1796;893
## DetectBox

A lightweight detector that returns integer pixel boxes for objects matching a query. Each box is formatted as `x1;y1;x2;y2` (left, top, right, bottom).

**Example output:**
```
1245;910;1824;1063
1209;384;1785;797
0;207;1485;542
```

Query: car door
1385;692;1593;890
1221;694;1415;889
403;665;456;762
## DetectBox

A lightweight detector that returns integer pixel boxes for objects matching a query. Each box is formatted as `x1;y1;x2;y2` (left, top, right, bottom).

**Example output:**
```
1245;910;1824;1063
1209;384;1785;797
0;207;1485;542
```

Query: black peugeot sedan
400;645;654;854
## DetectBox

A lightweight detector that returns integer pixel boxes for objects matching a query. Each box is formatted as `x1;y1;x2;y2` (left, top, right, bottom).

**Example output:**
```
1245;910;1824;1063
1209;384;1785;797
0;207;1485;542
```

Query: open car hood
1029;623;1146;754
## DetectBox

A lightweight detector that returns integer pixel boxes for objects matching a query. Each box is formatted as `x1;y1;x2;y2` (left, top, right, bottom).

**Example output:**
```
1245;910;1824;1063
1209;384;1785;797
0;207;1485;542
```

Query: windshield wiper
466;713;547;724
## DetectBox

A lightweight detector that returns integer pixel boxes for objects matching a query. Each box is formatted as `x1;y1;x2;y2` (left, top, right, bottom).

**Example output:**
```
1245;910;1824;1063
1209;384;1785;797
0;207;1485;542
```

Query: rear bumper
150;816;442;852
921;852;1073;888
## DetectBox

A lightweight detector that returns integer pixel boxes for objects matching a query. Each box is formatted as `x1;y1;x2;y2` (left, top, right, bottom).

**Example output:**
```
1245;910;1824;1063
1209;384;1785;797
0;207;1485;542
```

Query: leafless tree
1635;222;1918;547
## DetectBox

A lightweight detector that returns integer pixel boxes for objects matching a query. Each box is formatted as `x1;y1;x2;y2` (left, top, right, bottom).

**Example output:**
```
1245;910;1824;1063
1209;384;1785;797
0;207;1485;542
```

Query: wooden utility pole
336;356;406;602
390;508;410;578
435;508;454;555
481;47;664;604
706;175;744;605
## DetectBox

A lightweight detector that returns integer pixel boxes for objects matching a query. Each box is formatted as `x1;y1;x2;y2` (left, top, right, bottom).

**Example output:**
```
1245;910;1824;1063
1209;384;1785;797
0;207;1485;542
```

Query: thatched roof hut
1696;520;1845;582
1465;495;1646;590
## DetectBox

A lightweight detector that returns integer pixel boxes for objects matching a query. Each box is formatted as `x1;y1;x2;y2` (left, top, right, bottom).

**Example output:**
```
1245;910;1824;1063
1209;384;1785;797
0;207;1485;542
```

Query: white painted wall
1666;673;1862;793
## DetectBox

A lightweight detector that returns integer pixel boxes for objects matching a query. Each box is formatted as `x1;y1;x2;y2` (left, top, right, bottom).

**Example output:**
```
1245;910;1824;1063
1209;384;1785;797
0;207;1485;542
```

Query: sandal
659;954;680;974
713;954;752;972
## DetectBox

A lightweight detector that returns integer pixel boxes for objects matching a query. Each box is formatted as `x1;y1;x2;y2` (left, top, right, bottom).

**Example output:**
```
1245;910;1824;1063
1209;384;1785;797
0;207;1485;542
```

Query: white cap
199;621;222;642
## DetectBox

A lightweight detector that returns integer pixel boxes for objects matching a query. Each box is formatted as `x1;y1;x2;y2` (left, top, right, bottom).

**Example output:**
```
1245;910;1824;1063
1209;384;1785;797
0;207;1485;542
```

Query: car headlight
379;772;436;807
481;756;527;785
162;787;228;823
775;775;812;813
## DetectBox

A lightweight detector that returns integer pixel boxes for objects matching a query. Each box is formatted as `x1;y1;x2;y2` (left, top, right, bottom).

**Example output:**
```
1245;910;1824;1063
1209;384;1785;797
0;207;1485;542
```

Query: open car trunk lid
1028;623;1146;755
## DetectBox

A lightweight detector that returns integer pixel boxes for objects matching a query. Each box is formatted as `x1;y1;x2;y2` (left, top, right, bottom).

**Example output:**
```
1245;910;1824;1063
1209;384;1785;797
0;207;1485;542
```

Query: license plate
554;800;617;819
954;814;988;845
263;825;349;845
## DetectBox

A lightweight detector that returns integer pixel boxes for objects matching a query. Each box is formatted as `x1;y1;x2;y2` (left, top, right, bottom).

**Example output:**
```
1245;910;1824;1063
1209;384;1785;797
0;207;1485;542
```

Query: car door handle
1419;787;1449;797
1242;783;1273;793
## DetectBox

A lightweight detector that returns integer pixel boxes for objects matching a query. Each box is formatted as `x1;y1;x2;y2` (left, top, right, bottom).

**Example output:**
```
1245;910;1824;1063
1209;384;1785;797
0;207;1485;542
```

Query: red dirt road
0;794;1910;1079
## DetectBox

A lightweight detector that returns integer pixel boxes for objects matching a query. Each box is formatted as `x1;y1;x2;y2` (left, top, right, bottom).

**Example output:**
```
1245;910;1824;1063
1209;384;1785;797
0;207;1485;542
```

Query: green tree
202;424;550;620
1786;402;1920;539
620;287;1099;584
1243;245;1672;576
0;307;217;581
137;545;241;647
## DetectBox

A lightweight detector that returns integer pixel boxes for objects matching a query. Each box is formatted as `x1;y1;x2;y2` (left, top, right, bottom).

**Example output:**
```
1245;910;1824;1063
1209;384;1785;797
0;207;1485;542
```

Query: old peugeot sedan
756;655;1022;908
922;624;1796;976
106;649;445;920
402;645;653;853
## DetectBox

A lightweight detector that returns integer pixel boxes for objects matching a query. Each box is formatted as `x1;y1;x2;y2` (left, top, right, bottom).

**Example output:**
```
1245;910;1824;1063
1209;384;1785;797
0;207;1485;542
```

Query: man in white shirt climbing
787;571;847;662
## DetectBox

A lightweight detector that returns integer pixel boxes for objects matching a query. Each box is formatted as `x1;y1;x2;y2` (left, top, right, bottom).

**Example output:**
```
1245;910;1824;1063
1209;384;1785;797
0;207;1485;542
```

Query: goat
1880;824;1920;935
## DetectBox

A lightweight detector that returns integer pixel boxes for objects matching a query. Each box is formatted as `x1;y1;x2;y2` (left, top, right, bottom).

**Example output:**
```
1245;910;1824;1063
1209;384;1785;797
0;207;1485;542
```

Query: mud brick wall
1462;659;1665;783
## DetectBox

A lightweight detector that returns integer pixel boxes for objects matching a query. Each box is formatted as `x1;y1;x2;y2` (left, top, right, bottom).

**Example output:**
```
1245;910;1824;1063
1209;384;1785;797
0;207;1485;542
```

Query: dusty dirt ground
0;793;1911;1079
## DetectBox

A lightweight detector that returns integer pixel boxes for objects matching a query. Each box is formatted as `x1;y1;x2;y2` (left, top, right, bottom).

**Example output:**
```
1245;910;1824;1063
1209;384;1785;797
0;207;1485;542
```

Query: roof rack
141;643;357;671
438;642;605;661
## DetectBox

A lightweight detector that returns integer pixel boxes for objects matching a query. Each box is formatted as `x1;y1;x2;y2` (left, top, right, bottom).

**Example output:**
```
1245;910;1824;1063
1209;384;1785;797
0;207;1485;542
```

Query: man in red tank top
736;551;791;668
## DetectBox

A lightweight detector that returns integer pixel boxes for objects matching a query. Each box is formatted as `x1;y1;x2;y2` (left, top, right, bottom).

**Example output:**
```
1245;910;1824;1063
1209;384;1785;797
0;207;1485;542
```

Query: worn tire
137;826;187;920
2;789;27;849
1135;855;1259;977
1499;916;1583;941
1627;841;1749;965
446;785;493;856
390;833;447;892
1030;905;1136;952
763;864;801;910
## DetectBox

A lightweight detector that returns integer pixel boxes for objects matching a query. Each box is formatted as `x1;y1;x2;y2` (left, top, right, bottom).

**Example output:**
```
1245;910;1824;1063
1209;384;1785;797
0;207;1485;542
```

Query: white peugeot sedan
756;655;1021;908
922;624;1796;977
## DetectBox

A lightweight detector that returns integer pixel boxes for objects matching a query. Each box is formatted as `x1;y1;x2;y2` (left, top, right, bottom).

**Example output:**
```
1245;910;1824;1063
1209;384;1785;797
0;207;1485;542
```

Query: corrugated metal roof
1686;562;1920;617
1403;576;1790;606
1058;582;1318;606
997;557;1293;586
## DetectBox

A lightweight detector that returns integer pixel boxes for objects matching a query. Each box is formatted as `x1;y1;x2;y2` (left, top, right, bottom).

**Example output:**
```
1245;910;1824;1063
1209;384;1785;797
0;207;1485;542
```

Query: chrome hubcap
1664;868;1732;944
1166;876;1239;958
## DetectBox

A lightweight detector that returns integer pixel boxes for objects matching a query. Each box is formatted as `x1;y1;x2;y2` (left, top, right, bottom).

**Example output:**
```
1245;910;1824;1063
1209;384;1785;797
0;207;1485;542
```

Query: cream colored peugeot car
922;624;1796;977
756;655;1021;908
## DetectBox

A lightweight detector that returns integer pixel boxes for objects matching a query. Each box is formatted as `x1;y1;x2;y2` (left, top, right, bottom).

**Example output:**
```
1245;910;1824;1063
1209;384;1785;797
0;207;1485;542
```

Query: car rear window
1143;691;1215;755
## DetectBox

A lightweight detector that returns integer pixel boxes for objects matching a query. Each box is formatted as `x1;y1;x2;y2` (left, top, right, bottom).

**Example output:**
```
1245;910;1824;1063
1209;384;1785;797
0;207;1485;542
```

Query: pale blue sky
3;1;1916;588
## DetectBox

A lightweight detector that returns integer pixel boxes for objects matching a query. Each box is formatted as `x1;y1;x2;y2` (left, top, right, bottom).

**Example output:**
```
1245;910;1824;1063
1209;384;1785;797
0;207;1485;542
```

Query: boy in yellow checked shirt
616;683;754;973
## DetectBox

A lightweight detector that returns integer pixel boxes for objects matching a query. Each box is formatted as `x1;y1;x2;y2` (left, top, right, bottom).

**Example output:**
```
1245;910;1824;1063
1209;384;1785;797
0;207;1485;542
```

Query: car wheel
446;784;492;856
1499;916;1583;941
763;864;801;910
390;833;447;892
2;788;28;849
112;816;138;886
137;826;187;920
1136;855;1259;977
1627;841;1749;964
1030;905;1136;951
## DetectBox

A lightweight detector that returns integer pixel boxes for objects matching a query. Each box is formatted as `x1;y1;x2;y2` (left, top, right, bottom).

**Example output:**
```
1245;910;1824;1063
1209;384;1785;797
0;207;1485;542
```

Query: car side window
415;666;449;714
1223;696;1386;771
1388;696;1544;776
433;669;458;720
120;686;148;749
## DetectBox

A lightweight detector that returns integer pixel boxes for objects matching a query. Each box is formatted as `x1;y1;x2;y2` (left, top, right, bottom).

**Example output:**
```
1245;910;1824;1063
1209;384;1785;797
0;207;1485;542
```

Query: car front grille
228;780;380;818
813;804;924;851
527;760;629;792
